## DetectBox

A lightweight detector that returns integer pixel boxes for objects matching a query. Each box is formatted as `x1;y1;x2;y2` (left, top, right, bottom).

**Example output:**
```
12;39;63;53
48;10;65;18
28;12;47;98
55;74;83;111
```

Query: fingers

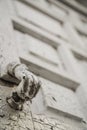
24;71;41;98
26;70;39;86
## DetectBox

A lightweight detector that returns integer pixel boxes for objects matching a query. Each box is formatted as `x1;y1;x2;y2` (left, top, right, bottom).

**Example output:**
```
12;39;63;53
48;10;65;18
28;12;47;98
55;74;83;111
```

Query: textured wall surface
0;0;87;129
0;81;85;130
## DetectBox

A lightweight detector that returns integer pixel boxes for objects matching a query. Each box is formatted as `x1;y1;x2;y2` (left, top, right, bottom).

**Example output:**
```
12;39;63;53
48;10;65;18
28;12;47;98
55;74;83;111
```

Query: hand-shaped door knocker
6;62;41;110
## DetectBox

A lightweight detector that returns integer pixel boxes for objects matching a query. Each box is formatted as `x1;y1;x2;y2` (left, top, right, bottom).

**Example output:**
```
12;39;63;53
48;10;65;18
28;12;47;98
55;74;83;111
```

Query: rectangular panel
77;34;87;52
25;35;60;66
13;17;68;48
15;30;60;67
66;11;87;51
76;58;87;83
38;77;83;120
14;1;68;41
73;54;87;120
64;22;85;50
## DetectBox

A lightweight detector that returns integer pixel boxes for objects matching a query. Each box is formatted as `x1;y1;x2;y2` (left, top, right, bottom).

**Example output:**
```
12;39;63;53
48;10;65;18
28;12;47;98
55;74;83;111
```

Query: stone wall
0;0;87;129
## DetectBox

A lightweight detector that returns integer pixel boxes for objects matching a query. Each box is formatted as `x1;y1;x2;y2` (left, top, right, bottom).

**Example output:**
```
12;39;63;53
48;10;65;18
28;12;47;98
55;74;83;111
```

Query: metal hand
6;62;41;110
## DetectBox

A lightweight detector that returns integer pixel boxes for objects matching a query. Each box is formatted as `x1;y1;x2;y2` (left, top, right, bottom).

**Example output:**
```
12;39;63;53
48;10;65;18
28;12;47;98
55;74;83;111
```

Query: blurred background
0;0;87;129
